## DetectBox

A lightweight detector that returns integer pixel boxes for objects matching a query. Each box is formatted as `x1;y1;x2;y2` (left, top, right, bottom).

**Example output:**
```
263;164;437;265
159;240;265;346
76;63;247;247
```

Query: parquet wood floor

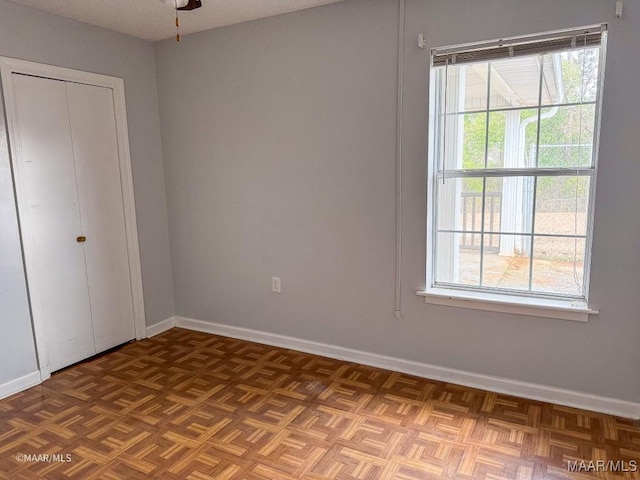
0;328;638;479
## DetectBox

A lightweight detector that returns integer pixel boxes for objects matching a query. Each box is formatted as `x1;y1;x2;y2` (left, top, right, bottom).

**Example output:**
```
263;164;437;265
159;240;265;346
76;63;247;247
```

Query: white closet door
11;74;96;371
66;82;135;352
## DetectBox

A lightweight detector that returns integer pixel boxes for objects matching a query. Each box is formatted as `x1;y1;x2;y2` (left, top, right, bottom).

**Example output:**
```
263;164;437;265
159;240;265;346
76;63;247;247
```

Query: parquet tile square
0;327;639;479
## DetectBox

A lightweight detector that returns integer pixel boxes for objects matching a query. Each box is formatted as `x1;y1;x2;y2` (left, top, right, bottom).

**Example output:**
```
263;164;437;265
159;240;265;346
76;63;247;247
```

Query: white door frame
0;57;147;381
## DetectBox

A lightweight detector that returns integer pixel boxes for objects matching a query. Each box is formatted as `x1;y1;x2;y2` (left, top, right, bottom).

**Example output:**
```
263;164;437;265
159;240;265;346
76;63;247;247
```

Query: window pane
482;234;531;290
441;112;487;170
486;111;504;168
441;62;489;113
462;112;488;169
537;104;595;167
483;178;502;233
486;108;538;168
534;176;590;236
531;236;585;296
461;178;485;232
437;178;483;231
485;177;534;235
544;48;600;105
489;55;542;109
435;232;480;286
436;178;460;231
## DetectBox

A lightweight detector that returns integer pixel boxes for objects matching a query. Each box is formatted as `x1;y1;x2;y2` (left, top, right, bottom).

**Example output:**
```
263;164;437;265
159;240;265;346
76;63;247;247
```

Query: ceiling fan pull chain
175;0;181;41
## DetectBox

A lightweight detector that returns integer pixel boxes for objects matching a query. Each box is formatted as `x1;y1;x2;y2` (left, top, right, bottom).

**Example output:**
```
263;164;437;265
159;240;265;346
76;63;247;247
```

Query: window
427;26;606;304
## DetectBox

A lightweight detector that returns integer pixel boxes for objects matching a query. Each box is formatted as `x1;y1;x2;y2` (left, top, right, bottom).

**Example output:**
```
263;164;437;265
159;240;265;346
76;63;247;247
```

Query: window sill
416;287;598;322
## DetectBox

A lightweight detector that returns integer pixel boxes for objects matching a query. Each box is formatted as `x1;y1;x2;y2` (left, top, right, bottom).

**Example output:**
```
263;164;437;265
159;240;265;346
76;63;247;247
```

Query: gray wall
0;89;37;384
155;0;640;403
0;0;174;383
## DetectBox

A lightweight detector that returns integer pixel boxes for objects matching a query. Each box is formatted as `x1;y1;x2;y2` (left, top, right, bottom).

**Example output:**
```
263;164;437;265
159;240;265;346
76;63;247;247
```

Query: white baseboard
146;316;177;337
5;318;637;419
170;316;640;419
1;316;179;401
0;371;41;400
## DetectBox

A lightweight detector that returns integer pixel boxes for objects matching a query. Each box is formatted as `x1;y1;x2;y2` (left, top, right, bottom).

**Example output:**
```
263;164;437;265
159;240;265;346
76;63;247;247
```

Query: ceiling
7;0;345;41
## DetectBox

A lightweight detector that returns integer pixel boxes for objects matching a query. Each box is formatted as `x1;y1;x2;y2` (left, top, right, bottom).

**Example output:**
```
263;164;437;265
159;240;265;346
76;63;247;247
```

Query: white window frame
418;25;607;322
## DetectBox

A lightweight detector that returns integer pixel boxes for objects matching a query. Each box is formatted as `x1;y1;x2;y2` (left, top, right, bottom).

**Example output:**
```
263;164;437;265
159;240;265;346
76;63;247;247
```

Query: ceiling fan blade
177;0;202;10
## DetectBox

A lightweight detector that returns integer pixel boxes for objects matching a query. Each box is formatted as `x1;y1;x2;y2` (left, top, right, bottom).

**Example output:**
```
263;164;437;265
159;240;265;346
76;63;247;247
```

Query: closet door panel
11;74;96;371
66;82;135;352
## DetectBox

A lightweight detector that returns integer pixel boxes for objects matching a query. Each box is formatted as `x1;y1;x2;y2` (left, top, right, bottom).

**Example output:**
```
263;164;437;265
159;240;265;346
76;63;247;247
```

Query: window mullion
440;167;594;179
483;64;492;169
478;63;492;286
528;177;538;291
443;100;597;118
527;55;547;291
437;229;587;239
534;55;545;168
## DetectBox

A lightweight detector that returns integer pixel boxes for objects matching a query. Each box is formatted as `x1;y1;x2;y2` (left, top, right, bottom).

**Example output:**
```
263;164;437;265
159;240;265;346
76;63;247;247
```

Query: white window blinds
432;25;605;67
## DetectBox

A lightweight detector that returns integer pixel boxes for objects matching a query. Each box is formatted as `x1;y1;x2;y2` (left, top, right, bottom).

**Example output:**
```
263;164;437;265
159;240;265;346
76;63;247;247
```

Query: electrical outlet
272;276;281;293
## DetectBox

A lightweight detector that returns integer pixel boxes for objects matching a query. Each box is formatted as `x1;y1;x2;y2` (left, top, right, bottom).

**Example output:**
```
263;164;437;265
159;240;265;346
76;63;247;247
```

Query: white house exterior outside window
424;25;606;315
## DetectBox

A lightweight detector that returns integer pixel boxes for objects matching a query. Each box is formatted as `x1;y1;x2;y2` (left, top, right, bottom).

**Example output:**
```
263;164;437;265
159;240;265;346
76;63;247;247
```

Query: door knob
76;236;87;243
